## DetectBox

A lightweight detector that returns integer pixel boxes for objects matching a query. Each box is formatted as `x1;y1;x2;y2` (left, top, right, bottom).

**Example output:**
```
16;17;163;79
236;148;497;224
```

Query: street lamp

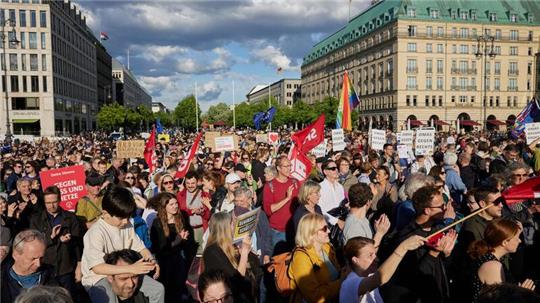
475;34;496;131
1;19;19;144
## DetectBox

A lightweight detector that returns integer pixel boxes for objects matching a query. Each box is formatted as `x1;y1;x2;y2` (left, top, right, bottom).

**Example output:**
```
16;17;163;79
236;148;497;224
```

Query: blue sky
78;0;371;111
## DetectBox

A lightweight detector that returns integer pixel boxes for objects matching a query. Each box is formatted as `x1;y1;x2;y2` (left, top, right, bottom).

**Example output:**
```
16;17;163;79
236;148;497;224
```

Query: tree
97;103;127;131
154;111;174;127
206;102;232;124
173;95;201;130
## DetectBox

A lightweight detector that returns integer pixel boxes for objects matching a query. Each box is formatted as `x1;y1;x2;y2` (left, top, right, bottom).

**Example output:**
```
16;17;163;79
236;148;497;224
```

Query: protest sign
233;207;261;243
332;129;346;151
214;136;237;152
370;129;386;151
398;130;414;147
256;134;268;143
40;165;87;211
205;131;220;150
397;145;409;159
446;136;456;145
157;134;170;143
415;129;435;155
116;140;145;159
268;132;279;145
525;123;540;144
312;139;328;158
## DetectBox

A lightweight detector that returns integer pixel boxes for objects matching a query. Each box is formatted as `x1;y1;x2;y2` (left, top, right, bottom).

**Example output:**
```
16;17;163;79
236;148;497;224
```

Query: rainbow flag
336;70;360;131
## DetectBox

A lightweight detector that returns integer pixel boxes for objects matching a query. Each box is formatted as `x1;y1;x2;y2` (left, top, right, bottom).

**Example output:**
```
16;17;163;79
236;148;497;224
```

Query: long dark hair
154;192;184;237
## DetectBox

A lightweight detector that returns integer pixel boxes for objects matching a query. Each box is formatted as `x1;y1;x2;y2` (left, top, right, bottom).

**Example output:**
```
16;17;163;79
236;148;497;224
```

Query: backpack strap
83;196;102;218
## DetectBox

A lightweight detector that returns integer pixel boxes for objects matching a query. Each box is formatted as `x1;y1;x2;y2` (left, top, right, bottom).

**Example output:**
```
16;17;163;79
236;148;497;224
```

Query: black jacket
1;259;58;303
29;209;83;276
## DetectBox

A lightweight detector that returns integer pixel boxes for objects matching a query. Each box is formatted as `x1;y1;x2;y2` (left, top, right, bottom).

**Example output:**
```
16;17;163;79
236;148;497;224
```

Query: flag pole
233;80;236;130
268;82;272;131
195;82;199;132
127;47;130;70
427;204;494;240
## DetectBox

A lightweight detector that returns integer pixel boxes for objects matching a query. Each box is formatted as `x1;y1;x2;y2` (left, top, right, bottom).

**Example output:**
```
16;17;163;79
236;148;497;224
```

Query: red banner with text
40;165;87;211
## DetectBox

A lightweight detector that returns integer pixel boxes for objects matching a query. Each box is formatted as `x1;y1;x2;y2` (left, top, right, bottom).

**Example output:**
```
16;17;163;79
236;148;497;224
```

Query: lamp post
1;19;19;144
475;34;496;131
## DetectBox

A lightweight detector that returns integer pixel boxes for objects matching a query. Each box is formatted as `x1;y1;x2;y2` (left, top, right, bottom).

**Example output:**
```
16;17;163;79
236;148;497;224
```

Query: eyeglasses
326;167;338;171
490;197;504;206
202;293;233;303
319;225;329;233
15;165;22;168
440;171;446;175
163;181;174;185
25;166;32;169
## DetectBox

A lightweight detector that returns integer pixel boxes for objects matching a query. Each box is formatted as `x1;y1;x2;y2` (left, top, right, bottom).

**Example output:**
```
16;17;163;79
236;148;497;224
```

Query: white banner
332;129;346;151
398;130;414;147
214;136;236;152
311;139;328;158
415;129;435;155
370;129;386;151
525;123;540;144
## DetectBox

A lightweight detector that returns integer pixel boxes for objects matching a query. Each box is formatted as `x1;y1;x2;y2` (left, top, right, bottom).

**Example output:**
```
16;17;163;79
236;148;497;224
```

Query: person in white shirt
318;160;346;229
340;235;426;303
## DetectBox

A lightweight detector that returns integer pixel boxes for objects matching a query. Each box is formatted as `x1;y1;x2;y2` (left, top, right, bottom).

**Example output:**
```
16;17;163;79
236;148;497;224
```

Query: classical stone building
301;0;540;130
247;78;301;107
111;58;151;109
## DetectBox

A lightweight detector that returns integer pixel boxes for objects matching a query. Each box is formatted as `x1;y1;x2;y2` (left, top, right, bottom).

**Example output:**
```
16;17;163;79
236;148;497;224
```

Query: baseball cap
86;172;104;186
234;163;248;173
225;173;242;184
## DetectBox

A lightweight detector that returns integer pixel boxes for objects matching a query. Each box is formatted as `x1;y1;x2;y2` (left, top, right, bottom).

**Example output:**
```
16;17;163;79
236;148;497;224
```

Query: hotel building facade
301;0;540;130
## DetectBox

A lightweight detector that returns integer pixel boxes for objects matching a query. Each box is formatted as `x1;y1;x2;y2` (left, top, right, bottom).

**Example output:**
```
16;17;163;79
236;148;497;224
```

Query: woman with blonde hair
288;213;346;303
150;192;190;302
292;180;323;234
202;212;255;301
159;174;177;194
468;218;535;301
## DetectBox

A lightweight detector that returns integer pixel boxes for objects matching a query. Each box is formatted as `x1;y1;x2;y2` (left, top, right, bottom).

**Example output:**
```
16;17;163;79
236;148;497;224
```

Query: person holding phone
29;186;83;297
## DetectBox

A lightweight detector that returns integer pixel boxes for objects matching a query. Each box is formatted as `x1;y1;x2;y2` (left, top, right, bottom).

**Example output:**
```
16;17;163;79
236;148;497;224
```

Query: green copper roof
303;0;540;66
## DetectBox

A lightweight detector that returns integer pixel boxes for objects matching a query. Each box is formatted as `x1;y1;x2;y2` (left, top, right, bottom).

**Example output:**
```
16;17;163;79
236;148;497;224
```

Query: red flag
144;127;156;173
175;133;203;179
502;176;540;204
291;114;325;154
288;144;313;182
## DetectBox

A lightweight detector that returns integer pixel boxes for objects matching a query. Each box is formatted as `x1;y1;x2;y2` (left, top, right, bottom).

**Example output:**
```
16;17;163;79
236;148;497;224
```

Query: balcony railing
508;70;519;76
406;67;418;73
508;86;518;91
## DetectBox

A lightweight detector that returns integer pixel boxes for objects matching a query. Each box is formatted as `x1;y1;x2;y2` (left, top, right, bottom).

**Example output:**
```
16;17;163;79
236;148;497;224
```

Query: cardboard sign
116;140;145;159
332;129;346;151
268;132;279;145
158;134;170;143
214;136;237;152
233;207;261;243
40;165;87;211
397;144;409;159
256;134;268;143
415;129;435;155
398;130;414;147
525;123;540;144
370;129;386;151
204;131;221;151
312;139;328;158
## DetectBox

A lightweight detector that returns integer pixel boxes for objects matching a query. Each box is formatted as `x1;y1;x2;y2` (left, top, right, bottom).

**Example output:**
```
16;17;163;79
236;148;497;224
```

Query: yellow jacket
288;243;341;303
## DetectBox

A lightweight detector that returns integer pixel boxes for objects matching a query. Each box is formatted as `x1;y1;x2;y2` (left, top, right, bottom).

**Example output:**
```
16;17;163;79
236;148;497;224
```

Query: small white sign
398;130;414;147
214;136;235;152
332;129;346;151
397;145;409;159
415;129;435;155
312;139;328;158
525;123;540;144
370;129;386;151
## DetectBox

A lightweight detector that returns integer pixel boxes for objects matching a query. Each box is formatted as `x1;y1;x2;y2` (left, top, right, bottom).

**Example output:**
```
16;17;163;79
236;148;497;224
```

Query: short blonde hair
295;213;326;248
298;180;320;206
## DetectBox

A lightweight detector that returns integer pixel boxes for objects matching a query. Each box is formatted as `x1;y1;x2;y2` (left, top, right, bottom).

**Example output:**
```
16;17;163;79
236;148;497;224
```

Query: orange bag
267;251;294;296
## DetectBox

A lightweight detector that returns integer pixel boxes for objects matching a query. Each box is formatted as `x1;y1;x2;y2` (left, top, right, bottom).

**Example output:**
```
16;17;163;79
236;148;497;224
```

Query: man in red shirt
262;155;299;252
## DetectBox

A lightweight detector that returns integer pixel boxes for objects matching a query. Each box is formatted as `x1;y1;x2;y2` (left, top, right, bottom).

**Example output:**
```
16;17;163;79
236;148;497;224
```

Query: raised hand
375;214;391;236
51;224;62;239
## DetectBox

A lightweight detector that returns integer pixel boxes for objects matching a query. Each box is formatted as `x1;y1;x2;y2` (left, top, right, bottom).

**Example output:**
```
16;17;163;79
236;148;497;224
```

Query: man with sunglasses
6;160;23;194
318;160;346;231
1;229;58;302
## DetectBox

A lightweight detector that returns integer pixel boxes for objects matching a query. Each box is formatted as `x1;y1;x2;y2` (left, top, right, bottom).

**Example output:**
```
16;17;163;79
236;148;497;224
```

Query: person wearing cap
75;172;104;230
235;163;259;194
215;173;242;213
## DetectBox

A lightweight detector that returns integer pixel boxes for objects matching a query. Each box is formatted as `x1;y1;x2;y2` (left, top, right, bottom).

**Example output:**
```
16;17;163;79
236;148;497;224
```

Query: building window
408;25;416;37
494;78;500;90
528;62;532;75
514;96;518;107
461;11;468;20
510;30;518;41
406;95;410;106
407;7;416;17
494;62;501;74
507;96;511;107
40;32;46;49
430;9;439;19
437;77;443;89
425;96;429;106
426;60;432;73
439;96;443;106
460;28;469;38
8;31;15;49
21;54;26;71
407;59;417;73
437;27;444;37
426;43;432;53
437;44;443;53
407;76;417;89
41;54;46;71
508;78;517;90
30;10;36;27
10;75;18;92
451;96;455;103
413;95;417;106
437;60;443;73
451;27;457;38
20;32;25;49
8;9;15;25
407;43;416;52
426;26;432;37
460;45;469;54
30;54;38;71
510;47;518;56
40;10;46;27
29;32;37;49
22;75;27;92
471;10;477;20
19;10;26;27
510;13;517;22
9;54;17;71
426;77;432;90
489;13;496;22
30;76;39;92
42;76;47;92
452;44;457;53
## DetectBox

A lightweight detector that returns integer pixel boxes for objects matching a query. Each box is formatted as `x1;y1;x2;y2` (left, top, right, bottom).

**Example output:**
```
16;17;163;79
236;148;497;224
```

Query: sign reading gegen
40;165;87;211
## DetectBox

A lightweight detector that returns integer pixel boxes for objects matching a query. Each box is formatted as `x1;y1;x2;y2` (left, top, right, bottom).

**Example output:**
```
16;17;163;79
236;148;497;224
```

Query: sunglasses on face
126;176;134;180
319;225;329;232
326;167;338;171
163;181;174;185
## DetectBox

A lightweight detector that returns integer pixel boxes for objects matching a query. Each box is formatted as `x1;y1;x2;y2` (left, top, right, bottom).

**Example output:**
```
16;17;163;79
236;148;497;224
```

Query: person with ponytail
468;218;535;301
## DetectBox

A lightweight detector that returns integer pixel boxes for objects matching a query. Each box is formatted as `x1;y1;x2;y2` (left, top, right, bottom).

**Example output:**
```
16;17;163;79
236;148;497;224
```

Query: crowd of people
1;127;540;303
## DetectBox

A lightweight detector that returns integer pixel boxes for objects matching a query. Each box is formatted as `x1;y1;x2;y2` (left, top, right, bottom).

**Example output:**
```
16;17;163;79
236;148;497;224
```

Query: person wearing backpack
288;213;348;303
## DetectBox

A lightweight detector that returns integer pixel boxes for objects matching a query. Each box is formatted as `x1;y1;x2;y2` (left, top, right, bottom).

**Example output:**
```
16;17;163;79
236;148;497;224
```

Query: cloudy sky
78;0;371;111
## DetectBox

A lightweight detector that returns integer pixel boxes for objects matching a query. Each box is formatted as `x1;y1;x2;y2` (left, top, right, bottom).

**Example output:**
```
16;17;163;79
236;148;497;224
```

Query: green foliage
97;103;127;131
206;103;232;124
154;111;174;127
173;95;201;130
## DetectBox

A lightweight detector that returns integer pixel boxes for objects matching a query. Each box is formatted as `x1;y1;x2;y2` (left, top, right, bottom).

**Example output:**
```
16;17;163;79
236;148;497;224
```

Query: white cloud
251;45;297;71
176;48;233;74
197;82;223;101
132;44;187;63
